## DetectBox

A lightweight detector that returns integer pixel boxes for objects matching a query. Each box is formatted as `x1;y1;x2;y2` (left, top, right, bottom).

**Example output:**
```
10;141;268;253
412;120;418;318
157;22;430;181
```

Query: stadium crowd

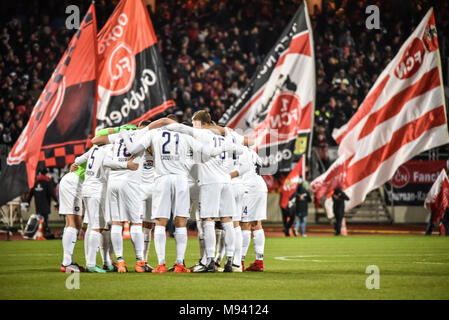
0;0;447;171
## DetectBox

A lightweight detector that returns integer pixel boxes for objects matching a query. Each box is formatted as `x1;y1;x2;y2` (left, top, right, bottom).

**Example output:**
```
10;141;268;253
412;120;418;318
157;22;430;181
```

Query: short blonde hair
192;110;212;125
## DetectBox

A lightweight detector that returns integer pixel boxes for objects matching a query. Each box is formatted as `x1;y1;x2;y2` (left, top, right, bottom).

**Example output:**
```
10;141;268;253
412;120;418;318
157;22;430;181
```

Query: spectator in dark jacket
280;193;296;237
294;182;311;237
332;186;349;236
25;168;58;238
426;207;449;236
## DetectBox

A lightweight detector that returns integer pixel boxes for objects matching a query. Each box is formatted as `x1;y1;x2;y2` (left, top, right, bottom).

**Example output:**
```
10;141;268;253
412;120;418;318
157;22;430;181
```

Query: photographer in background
294;181;311;237
25;168;58;239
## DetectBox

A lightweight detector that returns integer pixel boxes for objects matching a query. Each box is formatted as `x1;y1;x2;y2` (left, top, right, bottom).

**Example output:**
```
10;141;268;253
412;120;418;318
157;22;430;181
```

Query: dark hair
138;120;151;128
166;114;179;122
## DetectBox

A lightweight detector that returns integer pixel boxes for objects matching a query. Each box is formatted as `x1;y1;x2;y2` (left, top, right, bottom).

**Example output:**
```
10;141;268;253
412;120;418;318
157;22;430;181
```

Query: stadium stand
0;0;447;174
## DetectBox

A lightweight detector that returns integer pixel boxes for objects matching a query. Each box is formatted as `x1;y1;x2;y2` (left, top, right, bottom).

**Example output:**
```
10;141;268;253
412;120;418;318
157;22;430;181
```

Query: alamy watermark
365;265;380;289
66;5;80;30
65;272;80;290
365;5;380;30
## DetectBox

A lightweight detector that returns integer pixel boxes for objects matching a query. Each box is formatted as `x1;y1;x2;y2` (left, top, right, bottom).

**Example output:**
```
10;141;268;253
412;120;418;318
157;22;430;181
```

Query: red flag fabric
312;8;448;212
280;156;304;209
0;4;98;206
424;169;449;224
37;4;99;168
95;0;174;131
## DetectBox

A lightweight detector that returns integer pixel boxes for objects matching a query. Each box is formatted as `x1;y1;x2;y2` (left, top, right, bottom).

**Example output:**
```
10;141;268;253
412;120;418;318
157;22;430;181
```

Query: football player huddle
58;110;268;274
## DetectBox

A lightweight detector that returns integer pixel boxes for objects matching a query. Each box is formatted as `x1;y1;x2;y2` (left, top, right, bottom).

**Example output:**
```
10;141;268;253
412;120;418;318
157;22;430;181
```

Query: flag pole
91;0;99;138
434;8;448;122
303;0;316;166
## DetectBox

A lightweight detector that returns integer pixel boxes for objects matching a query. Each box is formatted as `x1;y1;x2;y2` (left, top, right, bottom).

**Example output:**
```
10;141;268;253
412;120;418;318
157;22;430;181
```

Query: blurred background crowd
0;0;447;176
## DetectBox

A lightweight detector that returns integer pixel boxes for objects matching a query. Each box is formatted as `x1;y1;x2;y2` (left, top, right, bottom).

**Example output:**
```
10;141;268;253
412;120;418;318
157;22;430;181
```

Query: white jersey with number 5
75;145;112;197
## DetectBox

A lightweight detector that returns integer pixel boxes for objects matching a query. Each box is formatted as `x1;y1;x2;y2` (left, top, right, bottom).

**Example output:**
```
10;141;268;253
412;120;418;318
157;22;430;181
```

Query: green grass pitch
0;236;448;300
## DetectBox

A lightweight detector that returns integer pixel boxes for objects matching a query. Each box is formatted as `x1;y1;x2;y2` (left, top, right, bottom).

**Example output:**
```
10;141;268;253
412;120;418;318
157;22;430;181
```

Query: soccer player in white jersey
225;128;251;272
231;146;268;272
91;128;147;273
59;163;85;273
164;110;244;273
73;143;138;272
135;120;156;272
121;120;239;273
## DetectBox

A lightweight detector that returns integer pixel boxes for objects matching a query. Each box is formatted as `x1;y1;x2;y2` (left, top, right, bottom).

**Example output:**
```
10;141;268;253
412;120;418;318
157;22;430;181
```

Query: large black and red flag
95;0;174;131
0;4;98;206
218;0;315;174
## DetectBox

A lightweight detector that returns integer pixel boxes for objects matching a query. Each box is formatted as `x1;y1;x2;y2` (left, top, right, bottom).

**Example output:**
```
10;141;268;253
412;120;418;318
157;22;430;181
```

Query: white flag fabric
312;8;448;211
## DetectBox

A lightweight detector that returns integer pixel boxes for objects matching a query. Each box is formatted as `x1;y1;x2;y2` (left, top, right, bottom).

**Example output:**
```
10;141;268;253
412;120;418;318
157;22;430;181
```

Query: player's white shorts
152;174;190;220
58;173;83;216
141;183;155;223
231;182;245;222
107;179;142;223
82;197;109;229
241;191;267;222
199;183;236;219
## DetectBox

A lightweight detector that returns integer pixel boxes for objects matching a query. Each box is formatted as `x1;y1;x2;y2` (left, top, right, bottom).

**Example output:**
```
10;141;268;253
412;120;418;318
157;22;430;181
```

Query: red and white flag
218;1;315;174
312;8;448;212
424;169;449;224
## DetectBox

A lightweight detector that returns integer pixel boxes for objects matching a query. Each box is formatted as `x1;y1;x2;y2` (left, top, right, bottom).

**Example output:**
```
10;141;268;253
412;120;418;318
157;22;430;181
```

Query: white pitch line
275;253;449;264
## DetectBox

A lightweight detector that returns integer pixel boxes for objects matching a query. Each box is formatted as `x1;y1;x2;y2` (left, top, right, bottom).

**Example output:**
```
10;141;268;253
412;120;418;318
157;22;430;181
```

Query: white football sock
84;227;91;262
253;229;265;260
143;227;152;262
222;222;235;259
154;225;166;265
197;220;207;264
86;230;101;268
233;226;242;267
111;224;123;260
73;229;79;261
130;225;144;261
241;230;251;261
203;221;216;261
100;229;112;266
175;227;188;265
62;226;77;266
